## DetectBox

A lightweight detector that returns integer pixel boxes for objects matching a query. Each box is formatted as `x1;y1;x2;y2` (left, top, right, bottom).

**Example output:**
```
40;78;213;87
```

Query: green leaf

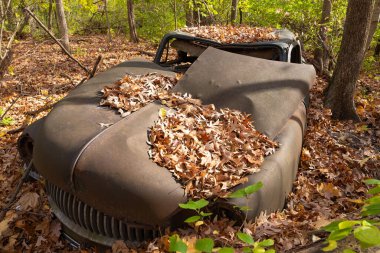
228;188;247;198
228;182;263;198
322;220;342;232
242;247;252;253
327;228;352;241
252;247;265;253
200;211;212;217
258;239;274;247
365;196;380;204
195;238;214;253
179;199;209;210
361;220;372;227
368;186;380;195
169;235;188;253
361;203;380;216
265;249;276;253
353;226;380;246
237;232;254;245
338;221;360;229
218;247;234;253
239;206;252;211
364;179;380;185
244;182;264;195
0;117;13;126
184;215;201;223
343;249;356;253
322;240;337;251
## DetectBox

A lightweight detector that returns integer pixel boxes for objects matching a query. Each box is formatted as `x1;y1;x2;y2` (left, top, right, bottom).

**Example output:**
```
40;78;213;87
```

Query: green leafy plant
237;232;275;253
170;182;272;253
169;234;188;253
178;199;212;224
229;182;263;224
322;179;380;252
228;182;263;199
195;238;214;252
0;107;14;126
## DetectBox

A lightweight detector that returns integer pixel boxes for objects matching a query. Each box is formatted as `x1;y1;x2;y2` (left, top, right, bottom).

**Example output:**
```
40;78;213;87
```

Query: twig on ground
286;240;325;253
139;50;155;57
0;160;33;221
6;125;27;134
89;55;102;78
0;96;19;121
76;55;102;86
25;103;56;116
76;77;87;86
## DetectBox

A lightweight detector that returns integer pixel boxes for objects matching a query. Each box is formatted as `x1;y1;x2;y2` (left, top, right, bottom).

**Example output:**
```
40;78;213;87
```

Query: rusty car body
18;29;315;248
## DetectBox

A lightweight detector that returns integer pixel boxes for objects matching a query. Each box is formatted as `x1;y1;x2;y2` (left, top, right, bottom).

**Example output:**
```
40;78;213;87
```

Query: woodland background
0;0;379;252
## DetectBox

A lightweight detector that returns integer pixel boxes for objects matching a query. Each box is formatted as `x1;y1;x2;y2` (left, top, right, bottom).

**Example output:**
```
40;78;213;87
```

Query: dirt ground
0;35;379;252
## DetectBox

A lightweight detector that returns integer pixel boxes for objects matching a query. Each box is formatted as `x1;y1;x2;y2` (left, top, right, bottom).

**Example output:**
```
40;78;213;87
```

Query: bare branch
23;8;91;75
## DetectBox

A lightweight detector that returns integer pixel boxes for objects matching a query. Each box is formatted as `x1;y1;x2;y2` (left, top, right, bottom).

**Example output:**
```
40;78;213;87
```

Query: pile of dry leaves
100;73;277;198
180;25;278;43
100;73;178;117
148;96;277;198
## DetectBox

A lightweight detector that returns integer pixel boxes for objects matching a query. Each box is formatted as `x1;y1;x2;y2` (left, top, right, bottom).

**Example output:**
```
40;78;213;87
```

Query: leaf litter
100;73;179;117
100;73;278;198
0;35;379;252
180;25;278;44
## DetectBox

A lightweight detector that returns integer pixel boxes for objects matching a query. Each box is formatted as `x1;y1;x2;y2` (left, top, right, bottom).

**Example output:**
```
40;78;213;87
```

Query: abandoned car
18;27;316;247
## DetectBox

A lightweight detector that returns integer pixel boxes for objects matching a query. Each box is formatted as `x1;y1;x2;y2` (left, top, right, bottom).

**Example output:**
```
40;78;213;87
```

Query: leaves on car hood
149;92;278;198
100;73;179;117
100;73;278;199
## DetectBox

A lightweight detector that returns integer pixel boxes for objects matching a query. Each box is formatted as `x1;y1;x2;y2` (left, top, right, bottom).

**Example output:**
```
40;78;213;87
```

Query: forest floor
0;35;379;252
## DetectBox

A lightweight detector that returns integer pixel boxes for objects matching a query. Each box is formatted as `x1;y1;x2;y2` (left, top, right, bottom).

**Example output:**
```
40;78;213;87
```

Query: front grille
46;182;159;242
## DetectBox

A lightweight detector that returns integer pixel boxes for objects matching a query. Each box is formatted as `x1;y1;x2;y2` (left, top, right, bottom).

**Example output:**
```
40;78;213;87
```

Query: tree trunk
55;0;70;52
230;0;238;26
366;0;380;49
4;0;16;31
127;0;138;43
47;0;53;30
185;1;193;27
174;0;177;30
104;0;111;42
324;0;376;121
314;0;332;75
239;7;243;24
